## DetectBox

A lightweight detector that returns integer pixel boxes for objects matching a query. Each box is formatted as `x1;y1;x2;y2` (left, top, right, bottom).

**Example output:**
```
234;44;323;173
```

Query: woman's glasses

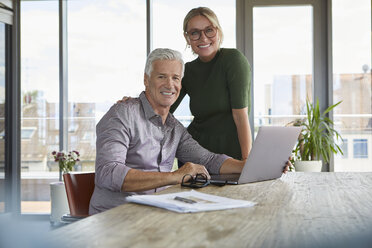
185;26;217;41
181;173;210;188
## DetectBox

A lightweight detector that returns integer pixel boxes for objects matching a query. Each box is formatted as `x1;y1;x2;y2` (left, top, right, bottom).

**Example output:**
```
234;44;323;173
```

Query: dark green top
170;48;251;159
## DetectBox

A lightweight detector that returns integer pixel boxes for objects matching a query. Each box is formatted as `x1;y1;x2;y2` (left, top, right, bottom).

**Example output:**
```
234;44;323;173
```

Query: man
89;48;287;215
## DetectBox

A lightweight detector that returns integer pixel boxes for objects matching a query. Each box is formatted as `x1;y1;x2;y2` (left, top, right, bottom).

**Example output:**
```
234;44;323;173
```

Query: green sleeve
225;49;251;113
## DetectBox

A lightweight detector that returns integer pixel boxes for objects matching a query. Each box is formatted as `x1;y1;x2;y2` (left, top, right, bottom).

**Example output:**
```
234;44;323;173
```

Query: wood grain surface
49;172;372;248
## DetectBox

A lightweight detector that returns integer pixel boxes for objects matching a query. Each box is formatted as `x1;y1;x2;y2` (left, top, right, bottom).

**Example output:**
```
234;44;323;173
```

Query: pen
174;196;197;204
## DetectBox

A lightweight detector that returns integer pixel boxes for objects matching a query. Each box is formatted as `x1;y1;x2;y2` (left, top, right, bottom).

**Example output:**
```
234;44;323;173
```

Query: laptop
209;126;302;185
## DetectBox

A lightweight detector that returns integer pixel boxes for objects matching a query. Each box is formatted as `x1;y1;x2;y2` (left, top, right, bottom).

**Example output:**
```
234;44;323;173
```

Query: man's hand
172;162;210;184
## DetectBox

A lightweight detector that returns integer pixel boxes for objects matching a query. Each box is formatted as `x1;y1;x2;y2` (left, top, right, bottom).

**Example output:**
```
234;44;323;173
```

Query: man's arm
122;162;210;192
219;158;291;174
219;158;245;174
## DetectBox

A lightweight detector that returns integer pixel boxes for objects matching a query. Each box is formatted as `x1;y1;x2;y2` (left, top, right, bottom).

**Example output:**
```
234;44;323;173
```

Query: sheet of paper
126;190;256;213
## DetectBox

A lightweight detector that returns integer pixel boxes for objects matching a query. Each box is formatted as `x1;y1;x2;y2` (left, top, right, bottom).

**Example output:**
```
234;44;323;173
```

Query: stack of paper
126;190;256;213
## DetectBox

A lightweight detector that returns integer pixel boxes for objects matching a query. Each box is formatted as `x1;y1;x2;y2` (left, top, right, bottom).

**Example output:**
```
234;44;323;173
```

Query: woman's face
185;15;220;62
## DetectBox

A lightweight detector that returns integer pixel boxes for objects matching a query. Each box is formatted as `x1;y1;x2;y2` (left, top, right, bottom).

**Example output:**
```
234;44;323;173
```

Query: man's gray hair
144;48;185;77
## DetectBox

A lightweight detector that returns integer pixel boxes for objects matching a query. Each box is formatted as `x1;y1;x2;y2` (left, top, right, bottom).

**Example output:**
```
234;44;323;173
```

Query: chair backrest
63;172;95;217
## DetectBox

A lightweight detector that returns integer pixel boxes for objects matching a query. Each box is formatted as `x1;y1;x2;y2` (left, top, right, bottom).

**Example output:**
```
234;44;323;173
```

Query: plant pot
50;181;70;224
294;160;322;172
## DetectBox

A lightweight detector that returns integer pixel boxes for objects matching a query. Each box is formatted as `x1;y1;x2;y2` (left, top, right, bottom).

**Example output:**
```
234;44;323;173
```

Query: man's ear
144;73;149;88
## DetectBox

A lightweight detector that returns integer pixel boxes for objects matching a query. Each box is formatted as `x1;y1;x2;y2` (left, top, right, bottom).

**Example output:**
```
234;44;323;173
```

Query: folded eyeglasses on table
181;173;226;188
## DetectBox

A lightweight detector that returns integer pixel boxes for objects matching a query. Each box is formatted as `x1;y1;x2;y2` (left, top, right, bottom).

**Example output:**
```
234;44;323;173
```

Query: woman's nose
199;31;208;41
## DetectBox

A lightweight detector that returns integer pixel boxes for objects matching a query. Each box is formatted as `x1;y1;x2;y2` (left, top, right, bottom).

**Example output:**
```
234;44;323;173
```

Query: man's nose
165;77;173;87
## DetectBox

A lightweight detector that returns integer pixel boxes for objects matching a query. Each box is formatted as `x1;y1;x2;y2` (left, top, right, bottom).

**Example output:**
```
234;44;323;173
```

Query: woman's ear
183;33;190;44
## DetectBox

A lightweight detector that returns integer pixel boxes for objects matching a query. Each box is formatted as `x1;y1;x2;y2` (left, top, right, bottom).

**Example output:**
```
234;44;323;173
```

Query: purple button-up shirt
89;92;229;214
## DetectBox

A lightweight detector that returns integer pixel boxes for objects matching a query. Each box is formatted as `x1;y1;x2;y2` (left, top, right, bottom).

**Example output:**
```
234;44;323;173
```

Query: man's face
144;59;182;112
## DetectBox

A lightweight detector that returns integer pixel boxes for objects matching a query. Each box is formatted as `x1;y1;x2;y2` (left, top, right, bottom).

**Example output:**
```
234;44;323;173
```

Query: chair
62;172;95;222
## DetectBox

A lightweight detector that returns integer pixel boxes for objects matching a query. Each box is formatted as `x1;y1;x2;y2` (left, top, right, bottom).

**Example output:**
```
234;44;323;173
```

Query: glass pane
0;23;5;213
20;1;59;214
253;6;313;133
153;0;236;126
67;0;146;170
332;0;372;171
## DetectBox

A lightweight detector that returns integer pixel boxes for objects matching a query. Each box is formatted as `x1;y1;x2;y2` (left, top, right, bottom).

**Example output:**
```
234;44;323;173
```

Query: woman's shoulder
220;48;246;60
185;57;200;68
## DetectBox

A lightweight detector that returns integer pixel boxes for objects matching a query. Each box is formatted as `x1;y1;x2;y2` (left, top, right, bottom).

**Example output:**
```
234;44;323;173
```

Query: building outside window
332;0;371;171
353;139;368;159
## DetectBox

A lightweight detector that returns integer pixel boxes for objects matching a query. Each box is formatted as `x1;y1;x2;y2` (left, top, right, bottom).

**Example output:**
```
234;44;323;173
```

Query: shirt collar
139;91;177;128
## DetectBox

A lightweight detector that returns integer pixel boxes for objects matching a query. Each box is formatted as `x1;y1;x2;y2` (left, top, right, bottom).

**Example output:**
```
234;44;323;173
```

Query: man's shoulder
99;97;142;125
116;97;141;111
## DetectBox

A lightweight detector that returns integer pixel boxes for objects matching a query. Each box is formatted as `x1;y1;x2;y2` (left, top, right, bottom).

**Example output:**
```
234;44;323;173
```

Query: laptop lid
237;126;301;184
209;126;301;185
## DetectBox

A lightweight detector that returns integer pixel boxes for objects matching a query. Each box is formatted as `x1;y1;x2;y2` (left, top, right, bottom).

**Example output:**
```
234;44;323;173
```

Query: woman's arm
232;107;252;160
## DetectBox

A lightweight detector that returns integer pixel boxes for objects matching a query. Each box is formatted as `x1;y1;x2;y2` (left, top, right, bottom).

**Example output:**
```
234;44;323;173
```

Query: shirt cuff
112;163;131;191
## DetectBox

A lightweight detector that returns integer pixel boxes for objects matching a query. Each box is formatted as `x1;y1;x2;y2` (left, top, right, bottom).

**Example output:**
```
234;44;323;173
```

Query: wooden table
49;172;372;248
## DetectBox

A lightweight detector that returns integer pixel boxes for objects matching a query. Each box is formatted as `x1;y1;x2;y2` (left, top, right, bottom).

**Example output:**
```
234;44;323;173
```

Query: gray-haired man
89;48;254;214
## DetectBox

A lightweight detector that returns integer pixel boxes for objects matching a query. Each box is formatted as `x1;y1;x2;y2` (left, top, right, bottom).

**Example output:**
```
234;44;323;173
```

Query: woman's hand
283;157;293;173
116;96;132;104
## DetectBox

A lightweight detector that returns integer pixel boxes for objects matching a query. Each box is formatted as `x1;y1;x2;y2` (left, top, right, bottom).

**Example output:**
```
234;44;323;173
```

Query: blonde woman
171;7;252;162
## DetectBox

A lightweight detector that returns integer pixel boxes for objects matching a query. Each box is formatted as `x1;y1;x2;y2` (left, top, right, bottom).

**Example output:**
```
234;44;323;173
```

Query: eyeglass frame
181;173;210;188
185;26;218;41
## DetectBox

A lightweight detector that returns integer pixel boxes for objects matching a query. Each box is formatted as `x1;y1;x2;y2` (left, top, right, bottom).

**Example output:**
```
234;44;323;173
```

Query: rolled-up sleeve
175;127;230;175
95;104;132;192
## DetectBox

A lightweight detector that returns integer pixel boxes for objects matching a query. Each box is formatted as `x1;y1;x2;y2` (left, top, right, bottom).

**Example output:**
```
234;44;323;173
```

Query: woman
172;7;252;161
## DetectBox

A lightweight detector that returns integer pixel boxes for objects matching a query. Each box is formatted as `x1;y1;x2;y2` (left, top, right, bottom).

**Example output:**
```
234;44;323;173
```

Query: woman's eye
191;30;199;36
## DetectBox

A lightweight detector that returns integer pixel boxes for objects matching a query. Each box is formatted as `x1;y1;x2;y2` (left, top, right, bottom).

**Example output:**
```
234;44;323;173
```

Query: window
339;139;348;159
14;0;372;217
353;139;368;159
20;0;59;214
332;0;372;171
252;6;313;131
67;0;146;171
21;127;36;140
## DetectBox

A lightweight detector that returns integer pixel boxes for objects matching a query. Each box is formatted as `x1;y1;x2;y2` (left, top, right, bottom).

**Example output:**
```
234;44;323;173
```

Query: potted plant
291;99;343;172
50;150;80;224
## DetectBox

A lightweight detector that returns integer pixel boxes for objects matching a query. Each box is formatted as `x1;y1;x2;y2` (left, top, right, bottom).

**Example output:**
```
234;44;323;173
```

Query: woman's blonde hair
183;7;224;48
